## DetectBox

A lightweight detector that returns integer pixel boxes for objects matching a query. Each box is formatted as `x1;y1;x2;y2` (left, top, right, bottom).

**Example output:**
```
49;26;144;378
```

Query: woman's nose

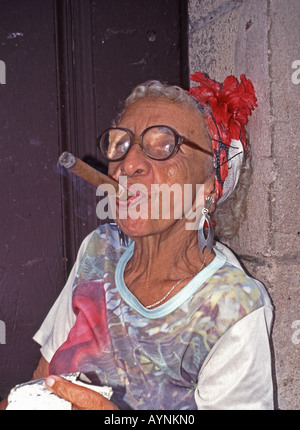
120;141;152;178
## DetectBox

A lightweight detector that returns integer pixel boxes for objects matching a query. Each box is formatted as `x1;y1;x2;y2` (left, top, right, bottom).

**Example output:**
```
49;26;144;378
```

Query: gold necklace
145;255;208;309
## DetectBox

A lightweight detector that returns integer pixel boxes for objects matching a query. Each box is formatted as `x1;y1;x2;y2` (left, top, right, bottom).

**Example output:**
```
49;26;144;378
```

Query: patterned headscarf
188;72;257;203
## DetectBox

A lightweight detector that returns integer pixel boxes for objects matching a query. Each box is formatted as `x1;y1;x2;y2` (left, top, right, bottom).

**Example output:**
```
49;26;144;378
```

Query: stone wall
188;0;300;410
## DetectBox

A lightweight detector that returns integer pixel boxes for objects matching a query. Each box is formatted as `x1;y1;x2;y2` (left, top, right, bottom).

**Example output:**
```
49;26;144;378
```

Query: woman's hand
0;398;8;410
45;375;119;410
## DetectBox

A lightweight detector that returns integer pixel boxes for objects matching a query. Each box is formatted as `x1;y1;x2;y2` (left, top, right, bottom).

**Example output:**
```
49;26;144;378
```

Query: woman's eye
114;139;130;153
163;142;173;152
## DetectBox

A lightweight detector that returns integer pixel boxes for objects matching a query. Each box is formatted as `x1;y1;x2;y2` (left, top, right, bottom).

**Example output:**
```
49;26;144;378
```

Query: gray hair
115;79;210;123
115;80;252;239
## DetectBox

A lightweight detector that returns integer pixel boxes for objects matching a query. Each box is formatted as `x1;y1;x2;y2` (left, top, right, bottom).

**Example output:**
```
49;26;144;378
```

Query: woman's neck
125;222;213;283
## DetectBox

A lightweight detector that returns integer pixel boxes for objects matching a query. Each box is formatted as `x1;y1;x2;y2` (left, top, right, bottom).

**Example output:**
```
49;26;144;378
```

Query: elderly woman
10;73;274;410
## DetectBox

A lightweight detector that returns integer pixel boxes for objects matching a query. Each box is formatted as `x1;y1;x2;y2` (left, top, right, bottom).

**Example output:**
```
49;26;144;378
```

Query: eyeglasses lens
101;129;131;161
100;126;176;161
142;127;176;160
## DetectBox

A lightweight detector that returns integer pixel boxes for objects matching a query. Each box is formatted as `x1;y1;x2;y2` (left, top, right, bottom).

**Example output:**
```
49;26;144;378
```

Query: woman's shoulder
198;242;273;328
208;262;265;309
214;241;272;305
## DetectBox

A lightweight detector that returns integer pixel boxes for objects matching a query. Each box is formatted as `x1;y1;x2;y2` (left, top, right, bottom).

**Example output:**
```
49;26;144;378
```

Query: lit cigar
58;152;130;200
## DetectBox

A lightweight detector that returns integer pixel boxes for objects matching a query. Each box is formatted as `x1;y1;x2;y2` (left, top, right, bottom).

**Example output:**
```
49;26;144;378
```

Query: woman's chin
116;216;183;241
116;218;155;239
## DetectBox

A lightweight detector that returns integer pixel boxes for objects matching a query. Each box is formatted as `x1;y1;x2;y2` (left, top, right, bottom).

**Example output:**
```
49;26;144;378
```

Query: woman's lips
116;186;143;207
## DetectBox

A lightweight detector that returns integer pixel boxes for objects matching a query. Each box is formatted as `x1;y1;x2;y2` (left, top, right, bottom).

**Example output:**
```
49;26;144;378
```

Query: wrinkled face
108;97;214;238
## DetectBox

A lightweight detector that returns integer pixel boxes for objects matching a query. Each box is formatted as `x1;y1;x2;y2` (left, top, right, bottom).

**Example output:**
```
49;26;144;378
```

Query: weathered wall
188;0;300;410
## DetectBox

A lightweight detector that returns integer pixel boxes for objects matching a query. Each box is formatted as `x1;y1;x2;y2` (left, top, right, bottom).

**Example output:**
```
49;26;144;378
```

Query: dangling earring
198;196;215;253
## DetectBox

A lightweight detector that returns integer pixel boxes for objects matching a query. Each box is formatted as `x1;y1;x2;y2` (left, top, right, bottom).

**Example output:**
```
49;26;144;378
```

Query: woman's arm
195;306;274;410
31;356;50;380
0;399;8;410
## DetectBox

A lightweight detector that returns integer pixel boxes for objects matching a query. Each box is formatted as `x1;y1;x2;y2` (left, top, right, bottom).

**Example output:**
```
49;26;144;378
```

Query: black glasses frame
97;125;214;162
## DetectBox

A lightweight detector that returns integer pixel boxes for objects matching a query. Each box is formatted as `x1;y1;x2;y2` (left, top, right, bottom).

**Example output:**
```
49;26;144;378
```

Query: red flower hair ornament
188;72;257;202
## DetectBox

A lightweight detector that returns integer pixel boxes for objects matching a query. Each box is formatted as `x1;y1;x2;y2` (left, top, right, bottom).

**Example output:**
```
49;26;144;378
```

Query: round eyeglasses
97;125;214;162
